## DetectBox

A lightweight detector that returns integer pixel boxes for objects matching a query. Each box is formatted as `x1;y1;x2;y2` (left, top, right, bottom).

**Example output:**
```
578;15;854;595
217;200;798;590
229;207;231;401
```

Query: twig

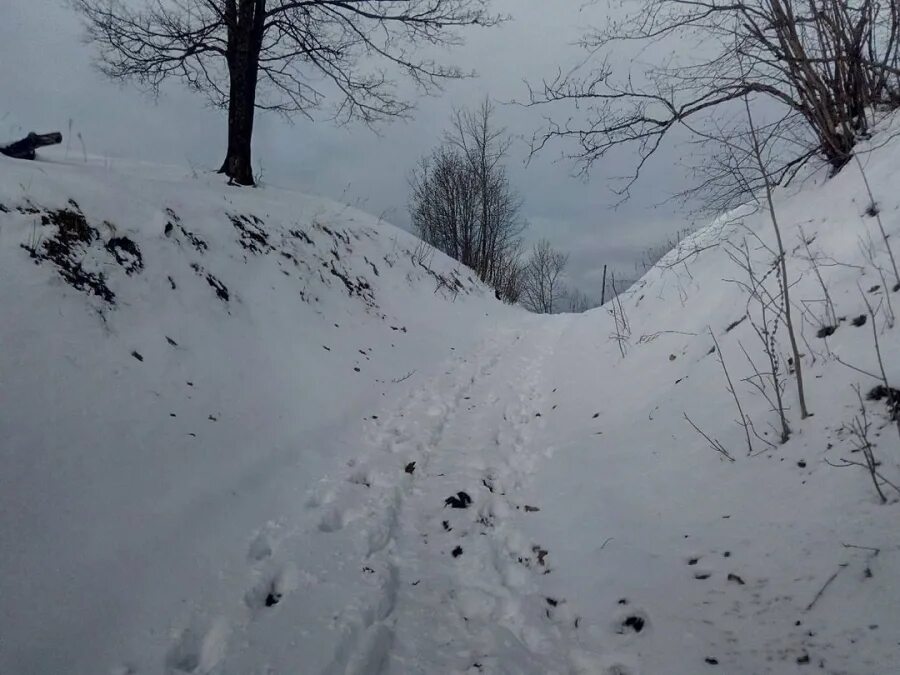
805;565;847;612
841;543;881;555
683;412;736;462
391;370;416;384
708;326;754;456
833;355;881;381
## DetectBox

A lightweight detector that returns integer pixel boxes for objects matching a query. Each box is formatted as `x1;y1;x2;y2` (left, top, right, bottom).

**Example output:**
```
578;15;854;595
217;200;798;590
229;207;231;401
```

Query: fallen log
1;131;63;160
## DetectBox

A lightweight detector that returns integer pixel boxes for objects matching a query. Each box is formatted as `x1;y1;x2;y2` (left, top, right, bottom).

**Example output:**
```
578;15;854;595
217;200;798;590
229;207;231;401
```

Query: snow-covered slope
0;153;519;674
3;122;900;675
525;131;900;673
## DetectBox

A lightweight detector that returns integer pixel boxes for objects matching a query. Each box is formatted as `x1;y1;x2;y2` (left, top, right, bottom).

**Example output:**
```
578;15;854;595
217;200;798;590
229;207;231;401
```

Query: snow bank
528;124;900;673
0;152;518;674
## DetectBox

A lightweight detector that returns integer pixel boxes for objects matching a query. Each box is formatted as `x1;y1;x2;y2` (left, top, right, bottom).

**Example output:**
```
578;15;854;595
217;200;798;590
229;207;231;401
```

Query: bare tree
566;288;595;313
75;0;500;186
410;98;526;300
607;272;632;356
726;239;793;443
521;239;568;313
410;147;480;265
493;248;525;304
528;0;900;206
743;94;810;420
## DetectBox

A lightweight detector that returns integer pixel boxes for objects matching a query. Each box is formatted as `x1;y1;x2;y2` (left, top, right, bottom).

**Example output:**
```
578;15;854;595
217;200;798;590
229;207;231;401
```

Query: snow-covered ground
2;126;899;675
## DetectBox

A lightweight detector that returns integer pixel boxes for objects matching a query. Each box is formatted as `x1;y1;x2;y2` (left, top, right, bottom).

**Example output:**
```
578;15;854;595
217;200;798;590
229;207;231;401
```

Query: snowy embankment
3;121;900;675
0;153;516;673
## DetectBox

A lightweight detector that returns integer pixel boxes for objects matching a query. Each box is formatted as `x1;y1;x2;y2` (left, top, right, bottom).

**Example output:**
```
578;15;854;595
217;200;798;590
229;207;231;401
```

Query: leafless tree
726;239;793;443
743;94;810;420
410;98;526;301
411;147;480;263
566;288;595;313
493;248;525;304
528;0;900;207
607;272;632;356
75;0;500;186
521;239;568;313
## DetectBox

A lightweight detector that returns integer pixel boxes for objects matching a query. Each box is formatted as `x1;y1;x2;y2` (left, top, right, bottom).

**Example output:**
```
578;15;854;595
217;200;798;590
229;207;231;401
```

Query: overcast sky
2;0;704;301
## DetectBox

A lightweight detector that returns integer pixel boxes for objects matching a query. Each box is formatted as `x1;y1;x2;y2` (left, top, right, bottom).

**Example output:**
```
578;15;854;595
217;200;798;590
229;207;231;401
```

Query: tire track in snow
316;317;606;674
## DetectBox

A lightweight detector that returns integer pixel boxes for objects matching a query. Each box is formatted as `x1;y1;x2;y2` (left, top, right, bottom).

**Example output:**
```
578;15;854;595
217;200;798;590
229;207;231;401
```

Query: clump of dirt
444;492;472;509
165;208;208;253
868;385;900;420
106;236;143;275
620;615;645;633
230;213;271;254
22;202;114;302
189;263;230;302
18;201;146;303
205;273;229;301
329;263;376;307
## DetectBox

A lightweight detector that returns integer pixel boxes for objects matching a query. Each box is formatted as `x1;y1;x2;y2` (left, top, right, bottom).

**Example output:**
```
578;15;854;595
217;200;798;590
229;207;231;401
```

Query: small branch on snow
805;564;847;613
708;326;754;456
391;370;416;384
841;542;881;556
683;413;735;462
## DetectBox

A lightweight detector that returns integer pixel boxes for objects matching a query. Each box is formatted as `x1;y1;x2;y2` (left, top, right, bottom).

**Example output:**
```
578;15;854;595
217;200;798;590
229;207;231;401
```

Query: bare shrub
827;386;900;504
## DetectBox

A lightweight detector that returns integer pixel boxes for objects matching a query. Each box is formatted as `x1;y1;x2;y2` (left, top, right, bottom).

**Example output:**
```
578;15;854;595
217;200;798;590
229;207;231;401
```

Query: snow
2;126;900;675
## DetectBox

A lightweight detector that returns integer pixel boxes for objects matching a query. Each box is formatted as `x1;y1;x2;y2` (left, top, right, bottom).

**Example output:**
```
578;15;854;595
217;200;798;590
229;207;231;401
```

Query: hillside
2;125;900;675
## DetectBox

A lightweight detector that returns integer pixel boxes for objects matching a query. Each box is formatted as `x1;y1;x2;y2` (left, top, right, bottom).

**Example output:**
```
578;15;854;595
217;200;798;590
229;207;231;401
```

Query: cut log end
1;131;63;160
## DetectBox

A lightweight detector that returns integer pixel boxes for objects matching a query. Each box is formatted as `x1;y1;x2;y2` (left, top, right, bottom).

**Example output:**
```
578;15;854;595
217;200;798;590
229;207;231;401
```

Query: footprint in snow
164;619;229;674
247;530;274;562
318;507;345;532
244;564;299;611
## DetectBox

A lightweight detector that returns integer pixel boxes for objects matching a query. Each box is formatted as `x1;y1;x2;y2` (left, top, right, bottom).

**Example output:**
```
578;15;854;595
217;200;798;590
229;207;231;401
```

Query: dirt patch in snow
867;385;900;420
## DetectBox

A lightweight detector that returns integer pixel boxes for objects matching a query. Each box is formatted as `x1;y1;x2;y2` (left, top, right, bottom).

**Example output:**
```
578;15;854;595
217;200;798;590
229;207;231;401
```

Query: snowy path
306;316;602;674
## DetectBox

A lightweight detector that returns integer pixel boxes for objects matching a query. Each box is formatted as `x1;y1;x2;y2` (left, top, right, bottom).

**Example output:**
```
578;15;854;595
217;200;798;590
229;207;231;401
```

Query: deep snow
2;126;900;675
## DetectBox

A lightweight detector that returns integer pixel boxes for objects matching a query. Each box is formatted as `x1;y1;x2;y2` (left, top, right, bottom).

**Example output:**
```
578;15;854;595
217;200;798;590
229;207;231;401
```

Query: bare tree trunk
218;0;264;186
745;94;811;420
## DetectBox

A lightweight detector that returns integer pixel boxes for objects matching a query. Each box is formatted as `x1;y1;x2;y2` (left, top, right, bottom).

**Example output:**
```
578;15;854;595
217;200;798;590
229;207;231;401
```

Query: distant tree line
410;100;586;313
410;99;526;302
